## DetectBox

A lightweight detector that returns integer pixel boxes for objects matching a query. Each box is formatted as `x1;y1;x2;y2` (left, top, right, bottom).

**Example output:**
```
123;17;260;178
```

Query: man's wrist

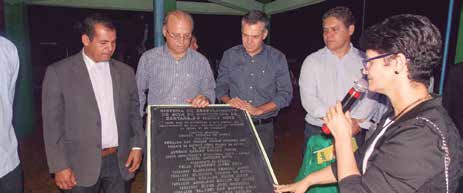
202;95;210;103
220;95;231;103
254;107;265;116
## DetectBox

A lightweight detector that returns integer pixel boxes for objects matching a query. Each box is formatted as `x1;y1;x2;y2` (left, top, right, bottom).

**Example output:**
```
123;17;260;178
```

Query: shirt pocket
256;68;276;92
229;64;247;86
178;72;201;96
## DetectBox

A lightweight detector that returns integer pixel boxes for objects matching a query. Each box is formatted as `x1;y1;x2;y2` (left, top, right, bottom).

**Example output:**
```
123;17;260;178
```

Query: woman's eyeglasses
362;53;394;69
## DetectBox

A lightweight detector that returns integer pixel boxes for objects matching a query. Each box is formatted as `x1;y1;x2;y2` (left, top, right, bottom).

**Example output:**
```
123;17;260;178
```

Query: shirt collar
82;49;109;70
162;44;190;61
323;43;354;58
240;44;267;58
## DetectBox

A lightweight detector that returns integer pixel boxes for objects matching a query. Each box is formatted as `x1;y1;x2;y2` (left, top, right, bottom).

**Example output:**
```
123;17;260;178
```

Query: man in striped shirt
136;10;215;114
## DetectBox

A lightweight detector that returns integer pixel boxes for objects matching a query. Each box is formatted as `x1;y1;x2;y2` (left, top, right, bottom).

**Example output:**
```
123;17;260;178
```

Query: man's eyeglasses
362;53;394;69
166;30;192;42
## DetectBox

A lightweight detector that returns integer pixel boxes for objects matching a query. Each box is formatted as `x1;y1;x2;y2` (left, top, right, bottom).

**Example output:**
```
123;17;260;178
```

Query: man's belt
101;147;117;157
253;117;274;125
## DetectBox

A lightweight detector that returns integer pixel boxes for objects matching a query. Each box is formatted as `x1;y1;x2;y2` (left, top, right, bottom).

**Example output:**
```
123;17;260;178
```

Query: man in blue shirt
0;36;22;193
215;10;293;159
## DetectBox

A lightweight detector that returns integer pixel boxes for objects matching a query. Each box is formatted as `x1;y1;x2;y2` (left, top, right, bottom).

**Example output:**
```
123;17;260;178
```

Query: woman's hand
323;101;354;141
274;166;338;193
273;180;311;193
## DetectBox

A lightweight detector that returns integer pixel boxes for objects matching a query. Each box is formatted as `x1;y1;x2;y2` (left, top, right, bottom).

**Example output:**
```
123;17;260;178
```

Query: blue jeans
303;122;322;155
0;164;23;193
254;122;275;161
63;154;130;193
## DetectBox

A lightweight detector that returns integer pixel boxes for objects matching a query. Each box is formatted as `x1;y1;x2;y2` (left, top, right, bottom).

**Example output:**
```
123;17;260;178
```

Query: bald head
162;10;195;60
163;10;194;30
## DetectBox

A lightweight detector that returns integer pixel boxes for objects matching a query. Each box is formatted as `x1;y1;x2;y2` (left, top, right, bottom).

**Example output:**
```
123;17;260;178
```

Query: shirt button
249;86;253;89
173;97;177;100
250;73;254;76
175;73;179;77
249;100;253;103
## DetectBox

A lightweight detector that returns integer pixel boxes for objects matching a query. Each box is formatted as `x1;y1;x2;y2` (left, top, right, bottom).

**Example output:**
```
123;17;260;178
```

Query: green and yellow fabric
295;135;357;193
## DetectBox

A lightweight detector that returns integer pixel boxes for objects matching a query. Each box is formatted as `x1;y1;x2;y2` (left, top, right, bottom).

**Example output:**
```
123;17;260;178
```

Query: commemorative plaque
146;105;277;193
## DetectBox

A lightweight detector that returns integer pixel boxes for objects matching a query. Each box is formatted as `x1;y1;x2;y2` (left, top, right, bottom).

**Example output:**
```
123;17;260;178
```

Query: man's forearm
300;93;329;119
42;66;70;173
254;102;278;116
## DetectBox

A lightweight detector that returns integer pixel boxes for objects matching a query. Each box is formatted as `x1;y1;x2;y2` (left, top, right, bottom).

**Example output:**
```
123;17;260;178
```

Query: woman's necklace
384;94;432;128
362;94;432;173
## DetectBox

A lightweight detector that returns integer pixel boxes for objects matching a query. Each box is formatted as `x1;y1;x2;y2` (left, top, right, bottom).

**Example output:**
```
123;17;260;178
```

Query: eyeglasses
362;53;394;69
165;30;192;42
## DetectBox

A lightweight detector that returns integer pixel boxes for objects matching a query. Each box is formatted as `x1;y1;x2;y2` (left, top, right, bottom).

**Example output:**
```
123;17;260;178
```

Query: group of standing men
39;9;294;193
0;6;389;193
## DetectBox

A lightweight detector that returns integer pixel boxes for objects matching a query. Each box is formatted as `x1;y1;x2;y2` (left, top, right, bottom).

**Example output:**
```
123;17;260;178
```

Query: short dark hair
241;10;269;31
360;14;442;86
322;6;355;27
81;13;115;40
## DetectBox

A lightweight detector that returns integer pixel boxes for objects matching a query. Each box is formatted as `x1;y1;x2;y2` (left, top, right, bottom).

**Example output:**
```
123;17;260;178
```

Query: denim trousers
255;122;275;161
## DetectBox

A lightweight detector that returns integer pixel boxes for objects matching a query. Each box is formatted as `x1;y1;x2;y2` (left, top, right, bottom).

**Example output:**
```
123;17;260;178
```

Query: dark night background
28;0;461;93
13;1;463;192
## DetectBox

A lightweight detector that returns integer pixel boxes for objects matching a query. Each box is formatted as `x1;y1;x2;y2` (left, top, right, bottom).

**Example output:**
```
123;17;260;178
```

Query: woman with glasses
275;14;462;193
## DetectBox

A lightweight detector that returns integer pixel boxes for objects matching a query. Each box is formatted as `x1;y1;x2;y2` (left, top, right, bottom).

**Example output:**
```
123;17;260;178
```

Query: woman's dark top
331;97;463;193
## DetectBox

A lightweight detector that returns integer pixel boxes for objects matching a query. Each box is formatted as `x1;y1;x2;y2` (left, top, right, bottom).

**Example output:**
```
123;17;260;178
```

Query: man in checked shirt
215;10;293;159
